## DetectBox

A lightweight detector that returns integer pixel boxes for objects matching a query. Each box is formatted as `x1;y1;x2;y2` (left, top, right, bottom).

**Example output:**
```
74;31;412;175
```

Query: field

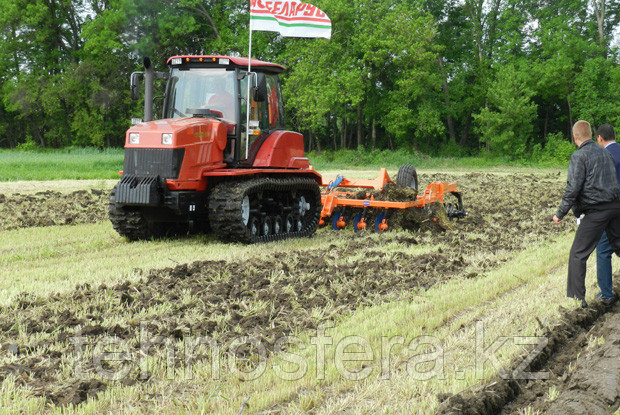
0;168;618;414
0;149;125;181
0;148;566;182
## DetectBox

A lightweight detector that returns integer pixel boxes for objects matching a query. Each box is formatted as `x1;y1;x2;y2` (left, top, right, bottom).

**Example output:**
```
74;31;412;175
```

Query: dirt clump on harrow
436;281;620;415
361;182;418;202
353;182;451;232
0;189;109;231
398;203;452;232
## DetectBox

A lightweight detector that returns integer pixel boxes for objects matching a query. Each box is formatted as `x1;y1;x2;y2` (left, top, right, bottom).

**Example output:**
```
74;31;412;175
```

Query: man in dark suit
553;121;620;307
595;124;618;305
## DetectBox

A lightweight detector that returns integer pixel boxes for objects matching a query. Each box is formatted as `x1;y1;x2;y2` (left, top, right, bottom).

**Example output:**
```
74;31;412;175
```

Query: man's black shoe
581;299;588;308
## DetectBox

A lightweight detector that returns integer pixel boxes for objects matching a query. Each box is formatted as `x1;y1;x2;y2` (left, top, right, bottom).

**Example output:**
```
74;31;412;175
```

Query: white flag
250;0;332;39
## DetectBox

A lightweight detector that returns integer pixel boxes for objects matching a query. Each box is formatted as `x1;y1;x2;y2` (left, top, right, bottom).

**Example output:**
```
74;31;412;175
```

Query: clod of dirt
0;189;109;231
357;182;418;202
545;316;620;414
46;379;107;407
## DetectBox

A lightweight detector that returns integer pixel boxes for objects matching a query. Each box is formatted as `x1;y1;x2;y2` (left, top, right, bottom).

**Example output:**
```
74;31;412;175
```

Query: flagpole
245;14;253;160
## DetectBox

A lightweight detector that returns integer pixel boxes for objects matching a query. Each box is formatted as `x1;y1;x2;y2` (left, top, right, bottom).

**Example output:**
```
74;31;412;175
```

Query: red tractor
109;55;323;243
110;55;466;243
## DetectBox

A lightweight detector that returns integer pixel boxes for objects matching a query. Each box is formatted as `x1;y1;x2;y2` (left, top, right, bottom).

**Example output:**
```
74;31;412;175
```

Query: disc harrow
319;166;466;233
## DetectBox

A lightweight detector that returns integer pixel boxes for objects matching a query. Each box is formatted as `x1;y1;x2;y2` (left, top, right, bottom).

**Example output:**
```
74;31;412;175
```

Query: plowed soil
0;189;109;231
436;281;619;415
0;172;574;407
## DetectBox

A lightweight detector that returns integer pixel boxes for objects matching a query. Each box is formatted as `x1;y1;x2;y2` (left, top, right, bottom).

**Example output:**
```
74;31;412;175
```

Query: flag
250;0;332;39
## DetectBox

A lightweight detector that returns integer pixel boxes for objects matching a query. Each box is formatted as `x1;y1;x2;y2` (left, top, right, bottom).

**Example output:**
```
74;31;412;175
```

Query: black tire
273;215;283;235
261;216;273;236
248;216;260;237
396;164;418;191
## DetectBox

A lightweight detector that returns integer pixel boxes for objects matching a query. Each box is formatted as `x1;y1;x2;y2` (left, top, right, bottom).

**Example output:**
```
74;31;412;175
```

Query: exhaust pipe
143;57;154;122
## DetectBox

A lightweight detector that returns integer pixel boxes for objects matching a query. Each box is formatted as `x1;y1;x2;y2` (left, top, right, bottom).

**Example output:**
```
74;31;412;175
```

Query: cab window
266;75;284;129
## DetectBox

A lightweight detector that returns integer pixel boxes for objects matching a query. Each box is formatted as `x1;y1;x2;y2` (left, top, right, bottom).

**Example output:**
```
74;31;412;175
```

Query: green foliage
15;138;40;152
308;148;420;169
474;64;537;157
437;139;468;158
281;0;439;149
308;146;568;171
0;0;617;161
531;133;575;164
572;58;620;127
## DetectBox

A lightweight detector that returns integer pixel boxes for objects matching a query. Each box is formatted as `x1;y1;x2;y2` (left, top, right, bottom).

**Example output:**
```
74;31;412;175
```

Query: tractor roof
167;55;285;73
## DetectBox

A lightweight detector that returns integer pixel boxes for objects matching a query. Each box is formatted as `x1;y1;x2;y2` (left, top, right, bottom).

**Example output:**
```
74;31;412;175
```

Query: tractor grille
122;148;185;180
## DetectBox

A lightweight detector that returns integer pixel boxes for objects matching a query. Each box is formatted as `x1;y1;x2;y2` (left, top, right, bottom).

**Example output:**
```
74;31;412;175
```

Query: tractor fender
253;131;309;169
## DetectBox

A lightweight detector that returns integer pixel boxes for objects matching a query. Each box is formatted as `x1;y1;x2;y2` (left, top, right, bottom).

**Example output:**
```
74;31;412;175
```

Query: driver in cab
206;78;234;120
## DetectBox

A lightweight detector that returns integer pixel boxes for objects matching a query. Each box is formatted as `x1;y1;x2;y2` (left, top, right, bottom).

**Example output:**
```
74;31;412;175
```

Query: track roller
209;176;321;243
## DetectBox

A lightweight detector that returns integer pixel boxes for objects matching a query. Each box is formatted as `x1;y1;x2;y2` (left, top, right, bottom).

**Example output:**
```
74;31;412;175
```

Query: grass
0;148;124;181
0;179;118;195
0;147;568;182
306;148;569;171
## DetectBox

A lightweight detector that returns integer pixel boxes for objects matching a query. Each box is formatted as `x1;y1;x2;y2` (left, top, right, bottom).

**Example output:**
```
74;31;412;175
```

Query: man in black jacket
553;120;620;306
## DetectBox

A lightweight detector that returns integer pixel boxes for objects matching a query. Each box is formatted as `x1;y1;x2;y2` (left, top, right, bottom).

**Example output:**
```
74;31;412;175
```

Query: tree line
0;0;618;158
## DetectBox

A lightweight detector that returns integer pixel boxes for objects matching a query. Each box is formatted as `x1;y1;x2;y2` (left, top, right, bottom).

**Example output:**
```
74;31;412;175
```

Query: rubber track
108;185;152;241
208;176;321;243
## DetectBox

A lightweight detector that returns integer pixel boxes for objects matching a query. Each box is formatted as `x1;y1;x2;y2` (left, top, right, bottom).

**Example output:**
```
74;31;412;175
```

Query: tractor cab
133;55;286;167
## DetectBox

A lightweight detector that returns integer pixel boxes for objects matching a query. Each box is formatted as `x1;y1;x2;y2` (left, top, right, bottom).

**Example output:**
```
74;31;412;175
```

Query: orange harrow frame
319;169;465;231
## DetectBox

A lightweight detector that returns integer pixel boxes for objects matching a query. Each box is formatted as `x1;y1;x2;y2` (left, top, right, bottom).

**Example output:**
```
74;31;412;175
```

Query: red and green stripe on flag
250;0;332;39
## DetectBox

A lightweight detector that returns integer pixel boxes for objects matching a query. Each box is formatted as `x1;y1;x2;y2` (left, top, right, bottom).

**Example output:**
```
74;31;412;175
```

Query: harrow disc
375;212;387;232
332;210;346;230
353;213;365;232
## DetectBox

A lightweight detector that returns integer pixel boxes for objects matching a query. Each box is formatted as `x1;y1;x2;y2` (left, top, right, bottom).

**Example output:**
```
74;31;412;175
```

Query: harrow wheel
443;192;467;220
396;164;419;191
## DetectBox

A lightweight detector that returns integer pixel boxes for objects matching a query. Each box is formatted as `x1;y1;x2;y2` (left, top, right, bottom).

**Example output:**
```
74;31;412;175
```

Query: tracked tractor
109;56;322;243
110;55;466;243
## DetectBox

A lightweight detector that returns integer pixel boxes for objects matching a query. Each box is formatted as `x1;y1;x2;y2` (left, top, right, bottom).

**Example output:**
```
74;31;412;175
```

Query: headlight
162;133;173;145
129;133;140;144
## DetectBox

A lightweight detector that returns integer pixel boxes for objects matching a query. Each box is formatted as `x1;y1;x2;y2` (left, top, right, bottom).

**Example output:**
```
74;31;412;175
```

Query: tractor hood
125;117;228;150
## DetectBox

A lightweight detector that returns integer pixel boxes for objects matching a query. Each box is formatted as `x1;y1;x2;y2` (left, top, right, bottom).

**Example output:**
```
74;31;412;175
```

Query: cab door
238;72;283;165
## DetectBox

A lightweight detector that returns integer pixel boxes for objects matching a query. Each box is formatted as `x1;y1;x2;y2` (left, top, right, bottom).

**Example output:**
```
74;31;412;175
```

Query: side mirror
130;72;142;101
253;72;268;102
